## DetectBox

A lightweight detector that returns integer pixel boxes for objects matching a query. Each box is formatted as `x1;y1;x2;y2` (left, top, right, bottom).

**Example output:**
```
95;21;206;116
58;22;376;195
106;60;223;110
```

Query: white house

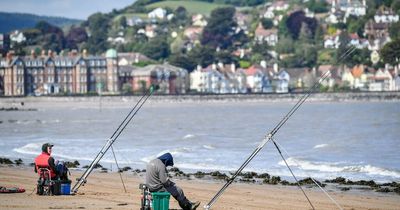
324;34;340;48
374;6;399;23
190;65;224;93
10;30;26;43
268;1;290;12
369;68;394;91
274;70;290;93
148;8;167;19
254;24;278;46
192;14;208;27
127;17;144;26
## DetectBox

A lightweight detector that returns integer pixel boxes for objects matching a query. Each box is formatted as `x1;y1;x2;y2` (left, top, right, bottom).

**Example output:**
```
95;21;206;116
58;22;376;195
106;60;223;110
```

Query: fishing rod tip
204;205;210;210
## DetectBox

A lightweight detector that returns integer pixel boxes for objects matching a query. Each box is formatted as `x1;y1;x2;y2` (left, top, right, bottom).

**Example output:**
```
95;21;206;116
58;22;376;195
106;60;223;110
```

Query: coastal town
1;0;400;96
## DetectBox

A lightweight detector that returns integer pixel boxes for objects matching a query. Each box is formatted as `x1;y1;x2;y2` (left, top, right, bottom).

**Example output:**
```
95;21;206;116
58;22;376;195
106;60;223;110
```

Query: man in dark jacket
146;153;200;210
34;143;58;178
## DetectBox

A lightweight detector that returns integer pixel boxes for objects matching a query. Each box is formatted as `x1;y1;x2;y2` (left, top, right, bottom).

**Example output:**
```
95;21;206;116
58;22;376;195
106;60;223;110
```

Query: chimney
231;63;236;73
41;50;46;58
6;52;12;63
134;53;139;63
212;63;217;70
273;63;278;73
312;67;316;77
71;49;78;57
48;50;52;57
83;49;88;58
260;60;267;69
218;62;224;69
197;65;202;71
31;50;36;59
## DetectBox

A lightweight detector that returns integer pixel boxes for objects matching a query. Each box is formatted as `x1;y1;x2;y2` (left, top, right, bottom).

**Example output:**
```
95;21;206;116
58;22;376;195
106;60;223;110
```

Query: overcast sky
0;0;135;19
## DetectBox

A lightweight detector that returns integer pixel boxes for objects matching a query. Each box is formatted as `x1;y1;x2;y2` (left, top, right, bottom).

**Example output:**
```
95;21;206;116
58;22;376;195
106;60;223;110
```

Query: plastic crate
151;192;170;210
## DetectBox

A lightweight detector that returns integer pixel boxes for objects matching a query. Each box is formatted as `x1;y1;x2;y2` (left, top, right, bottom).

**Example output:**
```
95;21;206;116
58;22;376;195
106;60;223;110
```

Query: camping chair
139;184;152;210
36;168;55;195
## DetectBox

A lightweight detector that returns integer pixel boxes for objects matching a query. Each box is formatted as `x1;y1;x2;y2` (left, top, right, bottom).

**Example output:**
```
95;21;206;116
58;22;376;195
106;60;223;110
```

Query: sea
1;100;399;183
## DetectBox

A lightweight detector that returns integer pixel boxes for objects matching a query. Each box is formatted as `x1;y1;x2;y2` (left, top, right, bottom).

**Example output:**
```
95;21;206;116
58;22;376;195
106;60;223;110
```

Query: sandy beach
0;166;399;210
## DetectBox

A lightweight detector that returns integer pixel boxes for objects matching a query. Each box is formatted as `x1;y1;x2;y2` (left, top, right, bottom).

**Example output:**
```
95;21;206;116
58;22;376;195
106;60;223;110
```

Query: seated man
34;143;58;179
146;153;200;210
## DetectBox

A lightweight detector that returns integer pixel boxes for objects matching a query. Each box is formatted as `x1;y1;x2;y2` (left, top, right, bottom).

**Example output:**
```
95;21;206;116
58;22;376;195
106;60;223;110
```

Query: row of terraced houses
1;48;400;96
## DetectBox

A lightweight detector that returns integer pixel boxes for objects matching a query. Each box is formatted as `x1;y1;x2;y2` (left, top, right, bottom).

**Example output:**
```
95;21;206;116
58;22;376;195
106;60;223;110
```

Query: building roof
106;49;117;58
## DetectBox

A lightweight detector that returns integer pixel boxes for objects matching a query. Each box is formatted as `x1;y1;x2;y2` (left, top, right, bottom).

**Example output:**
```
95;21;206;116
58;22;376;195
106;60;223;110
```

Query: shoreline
1;161;399;197
1;166;400;210
0;92;400;105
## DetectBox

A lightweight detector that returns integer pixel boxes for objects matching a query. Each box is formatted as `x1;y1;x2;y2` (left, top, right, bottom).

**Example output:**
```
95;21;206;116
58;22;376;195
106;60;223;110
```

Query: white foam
313;144;329;149
13;143;42;155
280;157;400;178
182;134;195;139
203;145;216;150
140;147;192;163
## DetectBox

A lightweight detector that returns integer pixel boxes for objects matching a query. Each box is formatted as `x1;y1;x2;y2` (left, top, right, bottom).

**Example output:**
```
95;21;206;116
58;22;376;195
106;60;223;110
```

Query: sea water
0;100;399;183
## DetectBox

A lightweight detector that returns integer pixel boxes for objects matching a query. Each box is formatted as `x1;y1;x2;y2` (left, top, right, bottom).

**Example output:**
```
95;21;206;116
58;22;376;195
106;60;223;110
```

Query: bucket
151;192;170;210
60;183;71;195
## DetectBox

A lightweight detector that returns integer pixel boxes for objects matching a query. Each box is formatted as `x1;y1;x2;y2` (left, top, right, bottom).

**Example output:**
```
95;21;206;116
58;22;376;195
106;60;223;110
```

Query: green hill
146;0;230;16
0;12;82;33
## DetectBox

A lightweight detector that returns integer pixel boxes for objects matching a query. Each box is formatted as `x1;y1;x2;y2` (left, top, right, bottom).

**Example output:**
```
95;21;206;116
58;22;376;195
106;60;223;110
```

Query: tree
286;11;318;40
201;7;237;49
65;26;88;50
141;36;170;60
336;31;351;65
119;16;127;28
261;18;273;29
86;13;109;54
187;45;215;67
168;53;197;72
389;21;400;39
380;39;400;65
35;21;65;52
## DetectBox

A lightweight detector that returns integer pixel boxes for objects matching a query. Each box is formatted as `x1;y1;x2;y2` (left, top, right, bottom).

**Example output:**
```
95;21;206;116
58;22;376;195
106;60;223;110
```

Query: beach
0;166;399;210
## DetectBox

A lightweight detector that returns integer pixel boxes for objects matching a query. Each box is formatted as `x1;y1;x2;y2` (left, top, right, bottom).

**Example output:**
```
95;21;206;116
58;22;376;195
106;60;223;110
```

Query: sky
0;0;135;19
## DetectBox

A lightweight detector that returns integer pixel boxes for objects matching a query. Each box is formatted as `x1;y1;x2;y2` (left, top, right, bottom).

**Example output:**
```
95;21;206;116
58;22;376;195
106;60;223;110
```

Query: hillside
0;12;82;33
146;0;230;15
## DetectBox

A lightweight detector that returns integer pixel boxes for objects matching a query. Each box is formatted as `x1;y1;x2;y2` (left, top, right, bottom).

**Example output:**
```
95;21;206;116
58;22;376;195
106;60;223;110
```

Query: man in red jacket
34;143;58;178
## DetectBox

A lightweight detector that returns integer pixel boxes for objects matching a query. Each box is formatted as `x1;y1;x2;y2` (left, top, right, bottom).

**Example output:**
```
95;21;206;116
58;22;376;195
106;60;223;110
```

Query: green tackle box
151;192;170;210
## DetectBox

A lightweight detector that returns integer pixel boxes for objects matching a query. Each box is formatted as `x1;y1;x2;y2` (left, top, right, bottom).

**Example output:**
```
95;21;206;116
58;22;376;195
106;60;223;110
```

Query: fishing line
272;139;315;210
111;145;127;193
204;45;357;209
273;140;344;210
71;85;158;193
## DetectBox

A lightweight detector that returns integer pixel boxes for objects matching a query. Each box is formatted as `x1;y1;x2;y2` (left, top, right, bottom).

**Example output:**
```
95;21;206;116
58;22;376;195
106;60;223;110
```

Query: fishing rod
71;85;158;194
204;45;358;209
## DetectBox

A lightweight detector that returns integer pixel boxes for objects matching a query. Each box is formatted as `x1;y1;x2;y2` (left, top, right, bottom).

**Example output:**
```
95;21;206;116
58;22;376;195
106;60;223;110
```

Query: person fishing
34;143;69;179
34;143;58;178
146;153;200;210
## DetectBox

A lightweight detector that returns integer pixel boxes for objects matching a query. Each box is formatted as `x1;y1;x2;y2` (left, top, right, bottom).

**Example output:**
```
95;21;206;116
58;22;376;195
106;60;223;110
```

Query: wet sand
0;167;399;210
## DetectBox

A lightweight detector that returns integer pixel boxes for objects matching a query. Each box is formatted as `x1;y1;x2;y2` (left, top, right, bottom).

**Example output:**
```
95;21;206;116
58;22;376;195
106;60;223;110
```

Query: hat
42;143;54;152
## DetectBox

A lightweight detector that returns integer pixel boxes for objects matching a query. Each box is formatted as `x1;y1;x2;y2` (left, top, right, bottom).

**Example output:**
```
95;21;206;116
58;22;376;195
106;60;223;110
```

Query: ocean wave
13;143;42;155
279;157;400;178
313;144;328;149
140;147;193;163
203;145;216;150
182;134;195;140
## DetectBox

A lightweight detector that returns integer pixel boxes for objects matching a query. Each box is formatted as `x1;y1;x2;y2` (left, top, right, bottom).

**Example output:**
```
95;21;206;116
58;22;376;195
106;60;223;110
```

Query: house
192;14;207;27
324;33;340;48
394;72;400;91
0;34;10;52
0;49;119;96
348;33;369;49
337;0;367;17
190;65;224;93
245;65;270;93
184;27;203;43
9;30;26;44
131;64;189;94
235;12;252;33
118;52;151;65
145;25;157;38
127;17;144;26
254;23;278;46
268;1;290;12
148;8;167;19
273;70;290;93
318;65;341;89
374;6;399;23
368;68;394;91
364;20;390;40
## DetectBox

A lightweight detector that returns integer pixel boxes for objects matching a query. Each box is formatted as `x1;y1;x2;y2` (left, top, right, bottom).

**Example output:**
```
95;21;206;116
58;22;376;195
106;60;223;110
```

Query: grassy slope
146;0;230;16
